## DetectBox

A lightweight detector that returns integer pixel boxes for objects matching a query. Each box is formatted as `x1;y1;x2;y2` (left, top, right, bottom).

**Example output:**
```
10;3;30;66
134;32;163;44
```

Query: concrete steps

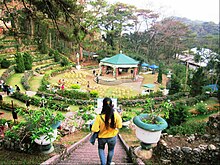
57;135;132;165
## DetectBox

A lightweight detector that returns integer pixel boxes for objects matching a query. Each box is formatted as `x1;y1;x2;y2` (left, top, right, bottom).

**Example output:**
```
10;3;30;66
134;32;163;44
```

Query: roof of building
100;53;139;65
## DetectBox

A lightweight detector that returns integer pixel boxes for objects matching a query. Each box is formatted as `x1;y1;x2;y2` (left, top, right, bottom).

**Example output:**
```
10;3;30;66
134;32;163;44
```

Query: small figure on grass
15;85;20;93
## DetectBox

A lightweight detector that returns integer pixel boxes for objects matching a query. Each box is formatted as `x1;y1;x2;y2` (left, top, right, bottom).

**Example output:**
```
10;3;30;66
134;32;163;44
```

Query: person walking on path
96;76;99;84
26;99;31;110
61;84;65;90
91;97;122;165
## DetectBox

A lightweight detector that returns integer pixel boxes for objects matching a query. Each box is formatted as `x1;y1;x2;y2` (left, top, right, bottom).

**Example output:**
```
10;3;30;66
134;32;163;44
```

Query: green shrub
14;52;25;73
166;122;207;135
23;52;33;70
157;64;162;83
71;84;81;89
1;58;11;68
122;113;132;122
167;102;190;127
195;102;208;115
159;85;165;90
90;90;99;98
60;56;69;66
56;89;90;100
49;49;54;56
54;50;60;62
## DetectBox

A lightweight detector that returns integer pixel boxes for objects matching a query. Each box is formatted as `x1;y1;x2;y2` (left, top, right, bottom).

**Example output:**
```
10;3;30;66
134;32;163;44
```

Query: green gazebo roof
101;54;139;65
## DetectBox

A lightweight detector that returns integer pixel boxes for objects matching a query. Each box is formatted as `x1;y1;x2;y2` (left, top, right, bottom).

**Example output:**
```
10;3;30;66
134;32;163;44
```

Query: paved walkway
57;135;132;165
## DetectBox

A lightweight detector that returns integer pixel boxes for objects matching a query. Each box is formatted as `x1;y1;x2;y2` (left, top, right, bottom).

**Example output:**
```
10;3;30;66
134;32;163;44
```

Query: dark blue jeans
98;136;117;165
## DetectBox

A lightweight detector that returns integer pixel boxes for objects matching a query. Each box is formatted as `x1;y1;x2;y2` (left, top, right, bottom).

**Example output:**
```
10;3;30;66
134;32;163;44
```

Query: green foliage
190;67;208;96
77;105;96;123
0;58;11;68
169;74;181;94
54;50;60;62
35;21;48;54
49;49;55;56
14;52;25;73
195;101;208;115
60;56;69;66
23;52;33;70
166;102;190;127
122;113;132;122
56;89;90;100
166;122;207;135
159;85;165;90
142;99;173;124
71;84;81;89
157;63;163;83
0;118;8;126
5;108;65;144
90;90;99;98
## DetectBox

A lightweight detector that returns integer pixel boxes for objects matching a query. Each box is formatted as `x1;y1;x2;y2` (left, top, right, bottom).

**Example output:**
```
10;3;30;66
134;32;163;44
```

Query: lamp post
76;53;81;70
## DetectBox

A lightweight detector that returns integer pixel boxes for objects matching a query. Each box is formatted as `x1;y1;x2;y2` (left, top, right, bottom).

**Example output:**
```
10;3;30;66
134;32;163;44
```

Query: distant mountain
172;17;219;37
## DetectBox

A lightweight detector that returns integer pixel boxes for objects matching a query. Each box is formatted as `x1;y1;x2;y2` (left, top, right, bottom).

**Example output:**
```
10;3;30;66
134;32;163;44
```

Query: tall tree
23;52;33;70
99;2;136;51
148;18;190;62
190;67;207;96
14;52;25;73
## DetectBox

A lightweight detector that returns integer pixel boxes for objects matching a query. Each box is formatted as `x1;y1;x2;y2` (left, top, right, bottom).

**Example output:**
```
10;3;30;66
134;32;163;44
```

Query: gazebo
99;53;139;79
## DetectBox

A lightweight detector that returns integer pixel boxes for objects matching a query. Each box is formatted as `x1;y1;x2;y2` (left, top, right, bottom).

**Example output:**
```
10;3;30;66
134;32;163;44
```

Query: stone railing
154;114;220;164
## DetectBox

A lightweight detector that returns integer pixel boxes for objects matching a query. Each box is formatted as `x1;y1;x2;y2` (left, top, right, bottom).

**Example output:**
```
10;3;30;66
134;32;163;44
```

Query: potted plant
133;99;172;145
4;107;64;153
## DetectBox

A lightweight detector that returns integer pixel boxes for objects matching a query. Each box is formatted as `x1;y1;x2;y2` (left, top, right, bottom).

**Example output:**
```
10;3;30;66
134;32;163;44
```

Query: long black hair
101;97;115;129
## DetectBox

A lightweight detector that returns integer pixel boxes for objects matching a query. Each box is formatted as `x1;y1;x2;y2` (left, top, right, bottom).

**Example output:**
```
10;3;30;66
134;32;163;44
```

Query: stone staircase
42;134;136;165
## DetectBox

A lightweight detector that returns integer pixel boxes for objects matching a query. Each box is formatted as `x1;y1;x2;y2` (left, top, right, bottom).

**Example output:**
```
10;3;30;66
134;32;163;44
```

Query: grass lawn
0;68;7;77
29;75;43;91
141;72;168;91
47;69;169;98
6;73;25;92
0;149;52;165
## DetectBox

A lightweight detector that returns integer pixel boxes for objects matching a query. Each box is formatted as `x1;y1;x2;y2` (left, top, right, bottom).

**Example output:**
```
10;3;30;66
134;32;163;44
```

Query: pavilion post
115;68;119;78
133;67;138;80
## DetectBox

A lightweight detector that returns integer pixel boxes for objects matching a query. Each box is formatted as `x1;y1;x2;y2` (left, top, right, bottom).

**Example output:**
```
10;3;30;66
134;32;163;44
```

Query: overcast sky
108;0;219;23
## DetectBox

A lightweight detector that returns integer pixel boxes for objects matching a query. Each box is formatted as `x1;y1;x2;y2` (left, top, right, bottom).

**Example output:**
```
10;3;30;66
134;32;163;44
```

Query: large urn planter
133;114;168;144
34;121;61;154
133;114;168;159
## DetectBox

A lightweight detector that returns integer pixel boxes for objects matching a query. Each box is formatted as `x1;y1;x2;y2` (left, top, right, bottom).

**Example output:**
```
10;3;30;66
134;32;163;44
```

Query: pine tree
169;74;181;94
15;52;25;73
23;52;33;70
157;64;162;83
190;67;207;96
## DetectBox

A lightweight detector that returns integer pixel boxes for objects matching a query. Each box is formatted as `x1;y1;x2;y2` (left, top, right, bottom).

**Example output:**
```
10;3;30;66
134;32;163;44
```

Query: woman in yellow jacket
91;97;122;165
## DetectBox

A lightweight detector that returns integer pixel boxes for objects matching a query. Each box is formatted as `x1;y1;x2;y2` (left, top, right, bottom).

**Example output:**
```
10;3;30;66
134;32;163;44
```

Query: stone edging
118;134;145;165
